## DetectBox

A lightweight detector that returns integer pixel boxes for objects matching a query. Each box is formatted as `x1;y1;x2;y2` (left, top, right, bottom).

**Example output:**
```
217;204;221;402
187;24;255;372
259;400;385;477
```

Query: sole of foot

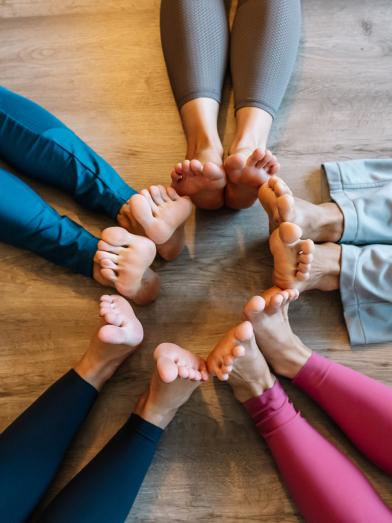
74;294;144;390
243;287;311;379
93;227;160;305
224;148;280;210
171;157;226;210
270;222;315;292
259;175;344;242
128;185;193;261
207;320;275;403
134;343;209;429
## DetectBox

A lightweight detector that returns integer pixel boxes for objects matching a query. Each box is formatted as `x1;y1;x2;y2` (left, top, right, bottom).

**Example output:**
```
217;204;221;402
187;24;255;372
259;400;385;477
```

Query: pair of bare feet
76;287;311;433
170;101;279;211
92;185;193;305
258;175;344;293
74;294;208;430
171;147;279;211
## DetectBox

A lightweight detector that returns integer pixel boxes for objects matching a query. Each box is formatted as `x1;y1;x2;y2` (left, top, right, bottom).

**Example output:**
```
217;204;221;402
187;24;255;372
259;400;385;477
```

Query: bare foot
93;227;160;305
270;222;341;292
207;320;275;403
224;148;279;209
74;294;144;390
171;152;226;210
243;287;311;379
134;343;208;429
118;185;192;261
270;222;315;292
259;175;344;241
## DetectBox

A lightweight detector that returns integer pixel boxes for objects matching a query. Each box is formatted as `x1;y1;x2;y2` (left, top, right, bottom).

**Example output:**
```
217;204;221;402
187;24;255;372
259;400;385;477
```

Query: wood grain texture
1;1;392;521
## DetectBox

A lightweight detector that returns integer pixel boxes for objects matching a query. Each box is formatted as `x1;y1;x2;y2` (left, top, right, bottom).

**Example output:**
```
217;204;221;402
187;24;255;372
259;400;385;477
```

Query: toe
279;222;302;244
232;344;245;358
247;147;265;167
243;295;266;318
167;186;180;200
266;293;284;313
100;294;113;303
140;189;158;211
299;252;314;264
100;258;118;270
296;271;310;281
189;159;202;175
158;185;170;202
287;288;300;302
233;321;253;343
299;239;314;255
178;365;190;379
149;185;164;205
100;268;117;283
101;227;134;248
157;356;179;383
297;262;310;274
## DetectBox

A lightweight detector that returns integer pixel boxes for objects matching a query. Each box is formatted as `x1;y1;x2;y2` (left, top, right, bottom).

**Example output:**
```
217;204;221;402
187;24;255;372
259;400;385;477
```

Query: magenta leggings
244;353;392;523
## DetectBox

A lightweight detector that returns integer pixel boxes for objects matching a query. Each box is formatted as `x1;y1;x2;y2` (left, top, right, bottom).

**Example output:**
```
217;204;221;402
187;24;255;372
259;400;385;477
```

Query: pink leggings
244;353;392;523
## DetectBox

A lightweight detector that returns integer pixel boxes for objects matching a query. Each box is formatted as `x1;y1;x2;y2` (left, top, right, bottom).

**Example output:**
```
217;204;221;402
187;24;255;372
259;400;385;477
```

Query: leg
0;168;160;304
225;0;301;209
160;0;228;209
208;313;392;523
40;344;208;523
0;295;143;522
244;287;392;474
0;86;136;219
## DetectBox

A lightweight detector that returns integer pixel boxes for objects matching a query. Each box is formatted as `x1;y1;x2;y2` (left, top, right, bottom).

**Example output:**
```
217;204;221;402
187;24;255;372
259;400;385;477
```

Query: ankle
134;391;175;430
271;339;312;379
231;374;276;404
74;353;115;391
186;133;223;160
317;203;344;242
306;243;341;292
230;107;272;155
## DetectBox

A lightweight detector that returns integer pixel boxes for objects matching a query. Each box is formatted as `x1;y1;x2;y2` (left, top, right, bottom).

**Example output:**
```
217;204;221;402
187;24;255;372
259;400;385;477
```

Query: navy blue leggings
0;370;162;523
0;87;137;277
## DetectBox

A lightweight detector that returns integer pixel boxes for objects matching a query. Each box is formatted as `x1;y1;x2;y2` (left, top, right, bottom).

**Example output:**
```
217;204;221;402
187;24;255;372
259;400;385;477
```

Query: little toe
287;288;300;302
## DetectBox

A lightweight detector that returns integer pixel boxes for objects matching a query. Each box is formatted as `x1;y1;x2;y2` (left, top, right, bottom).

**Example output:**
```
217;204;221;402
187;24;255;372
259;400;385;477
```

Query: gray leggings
160;0;301;118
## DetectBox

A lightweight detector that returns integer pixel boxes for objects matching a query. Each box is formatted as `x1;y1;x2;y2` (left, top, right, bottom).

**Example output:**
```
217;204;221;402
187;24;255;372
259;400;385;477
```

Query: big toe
279;222;302;244
102;226;132;247
157;356;179;383
233;321;254;343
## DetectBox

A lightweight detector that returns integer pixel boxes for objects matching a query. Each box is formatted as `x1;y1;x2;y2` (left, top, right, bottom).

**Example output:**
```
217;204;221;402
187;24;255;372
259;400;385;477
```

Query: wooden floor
1;1;392;521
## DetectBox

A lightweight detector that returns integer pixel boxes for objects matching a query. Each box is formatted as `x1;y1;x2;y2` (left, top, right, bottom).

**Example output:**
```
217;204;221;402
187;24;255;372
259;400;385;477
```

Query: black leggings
160;0;301;118
0;370;162;523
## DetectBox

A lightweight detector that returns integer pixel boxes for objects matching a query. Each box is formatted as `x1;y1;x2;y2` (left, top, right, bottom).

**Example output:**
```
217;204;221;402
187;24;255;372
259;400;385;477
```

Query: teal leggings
0;87;137;277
